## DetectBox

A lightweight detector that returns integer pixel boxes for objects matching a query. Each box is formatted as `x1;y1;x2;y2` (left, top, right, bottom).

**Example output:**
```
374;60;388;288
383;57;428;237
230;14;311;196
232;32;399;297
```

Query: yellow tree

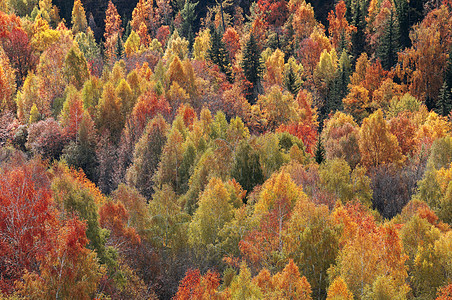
358;109;402;168
0;48;16;112
257;86;300;131
326;277;353;300
264;48;285;87
71;0;87;34
321;111;361;168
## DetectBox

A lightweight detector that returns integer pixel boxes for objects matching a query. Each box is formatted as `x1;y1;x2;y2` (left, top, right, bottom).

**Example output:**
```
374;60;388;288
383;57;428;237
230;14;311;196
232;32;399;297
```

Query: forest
0;0;452;298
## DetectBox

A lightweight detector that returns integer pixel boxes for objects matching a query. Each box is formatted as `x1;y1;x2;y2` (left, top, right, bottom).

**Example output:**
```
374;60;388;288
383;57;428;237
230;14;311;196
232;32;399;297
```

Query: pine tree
315;136;325;164
115;34;124;59
123;20;132;42
208;26;233;82
445;47;452;90
329;51;351;113
241;33;264;104
435;81;452;116
284;61;302;96
377;8;399;70
351;0;366;62
393;0;410;48
181;0;198;51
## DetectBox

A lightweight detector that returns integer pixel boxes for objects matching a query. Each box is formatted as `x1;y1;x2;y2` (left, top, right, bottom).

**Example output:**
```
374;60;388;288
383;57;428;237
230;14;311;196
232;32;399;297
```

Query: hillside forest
0;0;452;298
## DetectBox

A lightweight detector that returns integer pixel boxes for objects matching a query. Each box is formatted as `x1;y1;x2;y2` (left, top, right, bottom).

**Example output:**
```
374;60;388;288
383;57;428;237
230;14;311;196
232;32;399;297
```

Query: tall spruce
351;0;366;62
436;81;452;116
284;64;302;96
208;26;233;82
181;0;198;51
241;33;264;104
377;8;399;70
329;51;351;113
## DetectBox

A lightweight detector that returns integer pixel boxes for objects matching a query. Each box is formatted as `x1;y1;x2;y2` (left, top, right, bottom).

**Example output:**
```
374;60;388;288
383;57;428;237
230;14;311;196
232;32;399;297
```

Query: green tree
241;33;264;104
376;7;399;70
231;140;264;197
180;0;198;50
126;115;168;199
208;26;233;82
64;45;89;90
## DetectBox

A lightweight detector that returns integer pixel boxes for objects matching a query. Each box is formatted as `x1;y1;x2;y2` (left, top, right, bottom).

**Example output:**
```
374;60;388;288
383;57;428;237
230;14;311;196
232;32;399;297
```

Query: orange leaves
18;217;104;299
104;1;123;41
99;201;141;245
131;0;152;33
131;90;171;134
437;283;452;300
331;202;409;298
327;1;356;50
290;0;317;41
397;5;452;102
104;1;123;61
222;27;240;61
272;259;312;300
173;269;221;300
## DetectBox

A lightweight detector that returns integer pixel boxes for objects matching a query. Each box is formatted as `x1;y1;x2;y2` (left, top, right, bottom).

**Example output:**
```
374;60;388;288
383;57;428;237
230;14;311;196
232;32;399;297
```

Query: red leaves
131;90;171;135
173;269;220;300
99;201;141;246
0;159;55;293
277;123;317;154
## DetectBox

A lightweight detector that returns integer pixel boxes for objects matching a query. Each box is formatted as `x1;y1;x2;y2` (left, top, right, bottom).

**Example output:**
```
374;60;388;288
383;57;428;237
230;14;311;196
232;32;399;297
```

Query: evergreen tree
284;62;302;96
123;20;132;42
315;136;325;164
181;0;198;51
231;140;264;200
435;81;452;117
394;0;410;48
351;0;366;62
115;34;124;59
241;33;264;104
445;47;452;90
377;8;399;70
329;51;351;113
208;26;233;82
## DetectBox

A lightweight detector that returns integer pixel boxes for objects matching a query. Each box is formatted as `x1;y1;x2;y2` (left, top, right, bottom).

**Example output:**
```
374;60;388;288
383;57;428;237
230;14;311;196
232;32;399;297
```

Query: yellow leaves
416;111;451;145
0;48;16;112
253;170;303;220
264;48;285;86
71;0;87;34
343;85;371;122
326;277;353;300
31;15;59;52
188;177;237;248
164;30;189;61
257;86;300;130
314;48;337;90
124;30;141;57
193;28;211;61
291;0;317;40
358;110;403;168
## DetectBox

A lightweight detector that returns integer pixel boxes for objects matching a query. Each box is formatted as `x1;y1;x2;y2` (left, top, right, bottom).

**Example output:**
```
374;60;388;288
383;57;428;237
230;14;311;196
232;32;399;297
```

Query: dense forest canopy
1;0;452;299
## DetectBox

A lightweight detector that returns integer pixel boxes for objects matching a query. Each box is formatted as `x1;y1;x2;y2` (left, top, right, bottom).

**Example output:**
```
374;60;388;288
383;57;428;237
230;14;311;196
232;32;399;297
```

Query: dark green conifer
208;26;233;83
376;8;399;70
241;33;264;104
